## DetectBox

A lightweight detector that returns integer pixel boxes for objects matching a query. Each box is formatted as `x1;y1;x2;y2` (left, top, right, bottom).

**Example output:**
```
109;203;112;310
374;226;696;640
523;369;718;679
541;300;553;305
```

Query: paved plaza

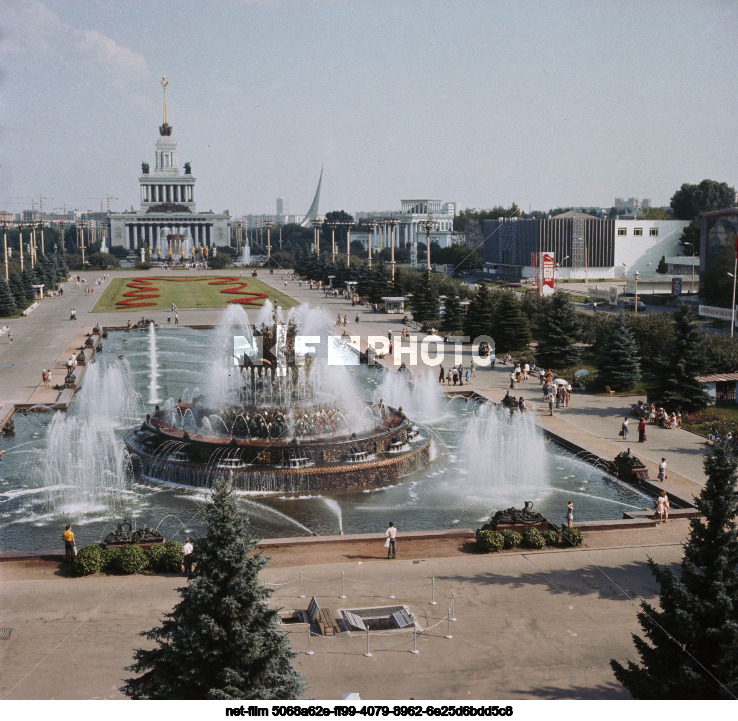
0;268;711;699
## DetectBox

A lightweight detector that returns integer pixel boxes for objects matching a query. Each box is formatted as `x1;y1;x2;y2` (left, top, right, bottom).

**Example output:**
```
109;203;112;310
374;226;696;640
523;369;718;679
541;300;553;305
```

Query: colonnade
141;184;194;204
126;222;212;250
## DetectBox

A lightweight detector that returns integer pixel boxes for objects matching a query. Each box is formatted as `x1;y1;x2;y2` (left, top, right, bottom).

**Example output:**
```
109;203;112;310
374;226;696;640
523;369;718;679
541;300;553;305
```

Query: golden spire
161;76;169;125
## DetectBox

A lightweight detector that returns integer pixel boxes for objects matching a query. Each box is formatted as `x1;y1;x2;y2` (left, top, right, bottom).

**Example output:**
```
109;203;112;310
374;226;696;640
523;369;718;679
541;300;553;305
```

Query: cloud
78;29;148;80
0;0;148;82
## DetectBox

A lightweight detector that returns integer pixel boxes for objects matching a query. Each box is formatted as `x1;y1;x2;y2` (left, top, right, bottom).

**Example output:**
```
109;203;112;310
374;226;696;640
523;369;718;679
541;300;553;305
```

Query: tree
463;283;495;342
671;180;736;255
410;270;440;324
611;442;738;699
0;278;17;317
649;305;712;411
700;243;735;307
442;292;465;333
88;252;121;269
536;291;581;369
7;272;26;311
596;313;641;391
492;289;531;353
656;256;668;274
123;479;304;700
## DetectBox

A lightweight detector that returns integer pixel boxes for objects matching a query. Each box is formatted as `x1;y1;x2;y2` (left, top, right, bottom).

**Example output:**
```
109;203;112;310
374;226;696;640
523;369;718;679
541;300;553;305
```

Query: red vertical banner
541;252;555;296
734;236;738;259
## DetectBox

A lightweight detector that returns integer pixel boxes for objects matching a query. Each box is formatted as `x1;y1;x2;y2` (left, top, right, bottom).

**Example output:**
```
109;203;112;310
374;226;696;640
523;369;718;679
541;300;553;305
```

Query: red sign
541;252;555;296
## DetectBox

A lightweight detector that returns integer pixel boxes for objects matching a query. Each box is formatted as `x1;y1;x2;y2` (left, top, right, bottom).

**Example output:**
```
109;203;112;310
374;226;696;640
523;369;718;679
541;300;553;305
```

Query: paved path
0;524;689;700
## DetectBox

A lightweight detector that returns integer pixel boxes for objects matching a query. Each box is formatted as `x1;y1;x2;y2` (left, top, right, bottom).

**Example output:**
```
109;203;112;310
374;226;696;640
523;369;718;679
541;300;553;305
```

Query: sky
1;0;737;218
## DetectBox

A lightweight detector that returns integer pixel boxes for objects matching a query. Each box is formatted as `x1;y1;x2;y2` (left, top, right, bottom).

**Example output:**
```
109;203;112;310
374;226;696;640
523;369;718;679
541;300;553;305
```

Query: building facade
483;212;688;280
699;207;738;277
108;81;230;253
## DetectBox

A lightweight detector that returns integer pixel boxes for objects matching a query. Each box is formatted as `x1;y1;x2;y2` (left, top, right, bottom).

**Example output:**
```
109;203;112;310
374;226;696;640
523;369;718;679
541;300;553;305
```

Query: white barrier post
298;571;305;598
410;626;419;654
339;571;346;599
305;626;314;655
364;627;372;657
445;609;453;639
430;577;437;605
388;577;395;599
450;592;456;622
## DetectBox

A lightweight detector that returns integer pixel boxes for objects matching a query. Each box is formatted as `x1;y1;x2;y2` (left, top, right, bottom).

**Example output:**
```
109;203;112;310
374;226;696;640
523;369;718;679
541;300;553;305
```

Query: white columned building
108;78;230;254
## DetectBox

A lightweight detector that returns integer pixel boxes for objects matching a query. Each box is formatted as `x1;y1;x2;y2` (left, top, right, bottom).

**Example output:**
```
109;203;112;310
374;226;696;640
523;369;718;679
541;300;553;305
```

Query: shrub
541;529;560;547
74;545;103;576
146;540;183;573
112;544;147;574
522;527;546;549
475;529;504;553
501;530;523;549
562;527;585;547
101;546;119;571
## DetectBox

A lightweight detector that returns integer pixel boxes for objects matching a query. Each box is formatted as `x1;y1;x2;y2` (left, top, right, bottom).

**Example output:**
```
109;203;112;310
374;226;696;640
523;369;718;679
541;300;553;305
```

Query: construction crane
81;196;119;213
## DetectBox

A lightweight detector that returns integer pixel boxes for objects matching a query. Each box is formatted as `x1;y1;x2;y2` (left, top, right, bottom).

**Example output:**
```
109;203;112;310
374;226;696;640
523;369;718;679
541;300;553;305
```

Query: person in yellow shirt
62;524;75;562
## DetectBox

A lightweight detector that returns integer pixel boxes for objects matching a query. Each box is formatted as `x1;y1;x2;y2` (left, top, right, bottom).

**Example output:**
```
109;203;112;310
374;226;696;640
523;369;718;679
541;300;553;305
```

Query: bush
74;545;104;576
112;544;147;574
475;529;504;553
134;261;152;270
541;529;560;547
100;546;119;571
501;530;523;549
146;540;183;573
562;527;585;547
522;527;546;549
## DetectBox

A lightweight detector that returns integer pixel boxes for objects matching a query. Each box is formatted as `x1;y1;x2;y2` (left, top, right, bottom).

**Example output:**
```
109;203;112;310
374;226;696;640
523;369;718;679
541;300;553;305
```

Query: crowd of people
631;400;681;429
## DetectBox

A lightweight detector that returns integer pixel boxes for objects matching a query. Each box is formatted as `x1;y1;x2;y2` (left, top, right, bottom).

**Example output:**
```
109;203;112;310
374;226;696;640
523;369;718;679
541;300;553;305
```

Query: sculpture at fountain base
104;518;165;547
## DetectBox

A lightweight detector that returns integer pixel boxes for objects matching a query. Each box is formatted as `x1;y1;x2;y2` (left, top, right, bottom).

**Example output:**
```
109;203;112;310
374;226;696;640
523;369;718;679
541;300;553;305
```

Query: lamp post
684;242;696;295
418;217;438;271
634;271;639;317
2;220;10;281
385;216;399;283
312;218;323;255
18;222;25;273
555;255;569;291
364;220;376;267
325;221;338;263
342;220;355;267
731;264;738;338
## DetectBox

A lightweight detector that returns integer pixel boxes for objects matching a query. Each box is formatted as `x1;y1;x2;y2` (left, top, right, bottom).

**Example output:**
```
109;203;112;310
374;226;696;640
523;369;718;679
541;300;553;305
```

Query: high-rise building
277;197;290;216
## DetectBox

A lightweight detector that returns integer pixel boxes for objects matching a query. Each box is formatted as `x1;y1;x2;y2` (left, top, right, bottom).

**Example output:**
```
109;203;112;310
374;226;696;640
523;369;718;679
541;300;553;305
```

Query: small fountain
148;322;161;405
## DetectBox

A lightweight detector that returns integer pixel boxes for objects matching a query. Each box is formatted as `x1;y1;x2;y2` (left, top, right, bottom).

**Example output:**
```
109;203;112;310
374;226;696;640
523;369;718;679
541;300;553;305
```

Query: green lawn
92;275;297;313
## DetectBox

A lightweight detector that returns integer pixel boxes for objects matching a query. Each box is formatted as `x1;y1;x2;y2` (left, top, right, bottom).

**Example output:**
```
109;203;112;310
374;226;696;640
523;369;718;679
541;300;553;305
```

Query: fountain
125;305;431;493
148;322;161;405
240;244;251;266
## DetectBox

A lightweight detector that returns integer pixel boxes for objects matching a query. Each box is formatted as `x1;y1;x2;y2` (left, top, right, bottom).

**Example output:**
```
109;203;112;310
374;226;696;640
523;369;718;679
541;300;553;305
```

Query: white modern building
108;80;230;253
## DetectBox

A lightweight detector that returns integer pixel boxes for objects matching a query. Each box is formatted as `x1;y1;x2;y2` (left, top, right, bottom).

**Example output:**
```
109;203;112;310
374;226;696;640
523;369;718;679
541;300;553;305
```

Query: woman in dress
638;418;647;443
656;492;666;523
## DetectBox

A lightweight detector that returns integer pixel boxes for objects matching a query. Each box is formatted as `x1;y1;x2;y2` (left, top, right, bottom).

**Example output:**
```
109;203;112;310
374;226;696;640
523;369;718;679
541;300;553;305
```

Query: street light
684;242;696;294
634;271;639;316
555;255;569;291
729;270;737;338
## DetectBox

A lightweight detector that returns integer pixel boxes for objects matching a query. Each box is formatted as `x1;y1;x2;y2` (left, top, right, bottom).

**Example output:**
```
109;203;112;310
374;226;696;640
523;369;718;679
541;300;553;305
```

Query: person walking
548;389;555;415
656;491;666;524
7;332;12;344
174;312;179;325
658;457;667;482
565;501;574;529
62;524;75;562
385;521;397;559
438;366;445;383
621;417;629;440
638;417;647;443
182;537;194;575
662;490;670;523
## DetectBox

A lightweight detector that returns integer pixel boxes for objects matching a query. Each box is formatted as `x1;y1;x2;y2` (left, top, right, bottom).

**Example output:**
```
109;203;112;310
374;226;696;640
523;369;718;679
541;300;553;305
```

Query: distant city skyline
1;0;736;218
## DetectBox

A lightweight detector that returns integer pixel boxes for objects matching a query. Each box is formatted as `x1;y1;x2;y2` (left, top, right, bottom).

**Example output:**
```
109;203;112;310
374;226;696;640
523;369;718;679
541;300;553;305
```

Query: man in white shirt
385;522;397;559
658;458;667;482
182;537;194;575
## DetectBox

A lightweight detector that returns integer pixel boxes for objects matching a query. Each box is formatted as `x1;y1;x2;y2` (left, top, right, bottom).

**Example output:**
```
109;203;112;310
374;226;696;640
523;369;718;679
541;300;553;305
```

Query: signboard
587;288;610;301
699;305;738;326
609;286;619;305
672;277;682;296
541;252;555;296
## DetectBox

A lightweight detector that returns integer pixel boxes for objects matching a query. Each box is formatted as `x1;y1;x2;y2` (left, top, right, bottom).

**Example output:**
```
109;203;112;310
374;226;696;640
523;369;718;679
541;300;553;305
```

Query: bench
307;595;338;636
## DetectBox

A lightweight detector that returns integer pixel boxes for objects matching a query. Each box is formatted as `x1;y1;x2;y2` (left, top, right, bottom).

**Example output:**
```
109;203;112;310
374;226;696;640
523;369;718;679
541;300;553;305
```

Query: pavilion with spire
108;78;230;255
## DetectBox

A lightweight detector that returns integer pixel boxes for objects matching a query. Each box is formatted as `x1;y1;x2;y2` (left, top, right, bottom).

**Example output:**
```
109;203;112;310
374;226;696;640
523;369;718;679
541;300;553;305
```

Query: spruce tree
123;479;304;700
463;283;495;343
492;289;531;353
21;269;36;305
597;313;641;391
410;270;439;323
650;305;711;411
442;292;465;333
536;291;581;369
611;442;738;699
0;278;17;316
8;272;26;311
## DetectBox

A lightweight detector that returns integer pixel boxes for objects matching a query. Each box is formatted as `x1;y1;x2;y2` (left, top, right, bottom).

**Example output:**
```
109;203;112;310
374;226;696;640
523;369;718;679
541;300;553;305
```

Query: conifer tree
21;269;36;305
442;292;465;333
650;305;711;411
410;270;440;323
536;291;581;369
611;442;738;699
597;313;641;391
492;289;531;353
0;278;17;316
8;272;26;311
123;479;304;700
463;283;495;342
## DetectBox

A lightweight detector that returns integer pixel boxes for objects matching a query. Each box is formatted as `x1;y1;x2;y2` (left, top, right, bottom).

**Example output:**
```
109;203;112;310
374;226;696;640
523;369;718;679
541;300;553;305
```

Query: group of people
41;368;51;386
631;400;682;429
501;391;527;413
438;363;474;386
